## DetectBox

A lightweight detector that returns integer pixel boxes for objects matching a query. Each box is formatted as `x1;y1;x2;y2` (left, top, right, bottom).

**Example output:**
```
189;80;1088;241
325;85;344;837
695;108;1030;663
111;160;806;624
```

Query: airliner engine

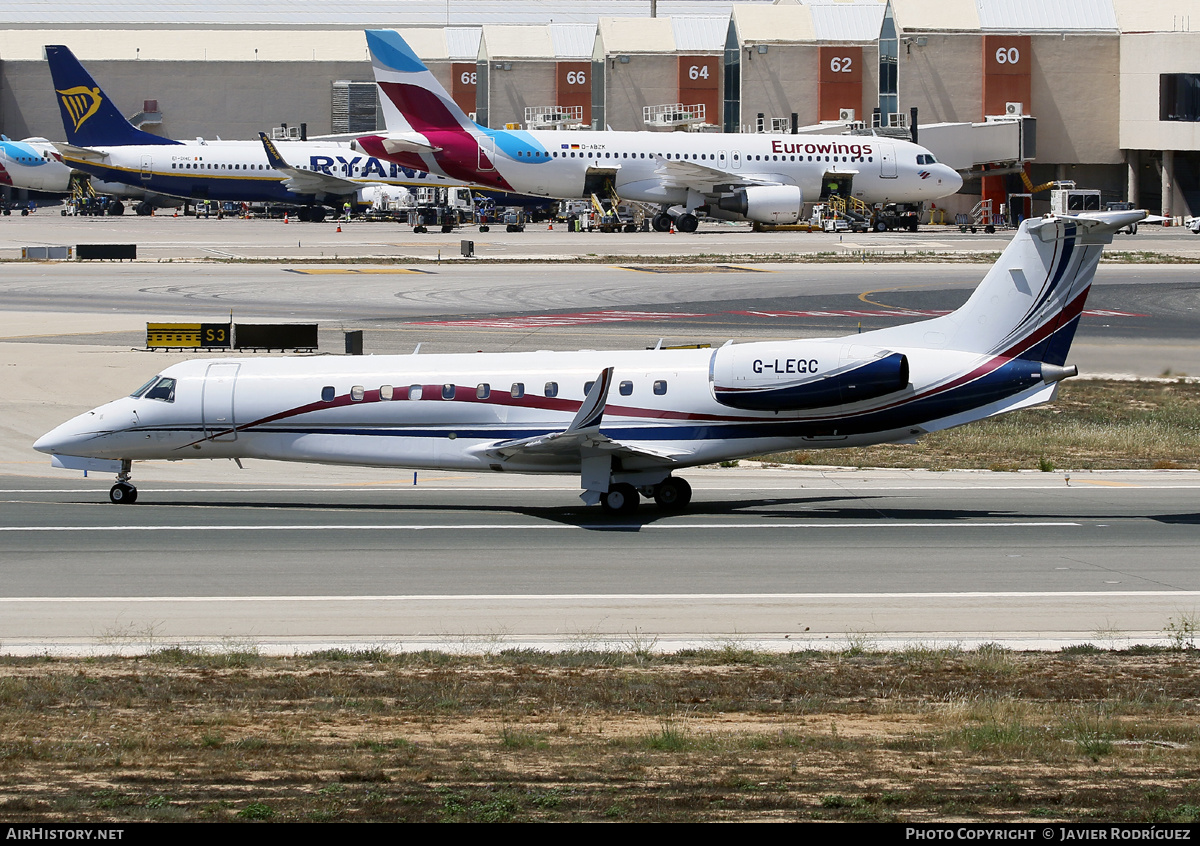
717;185;804;225
711;342;910;411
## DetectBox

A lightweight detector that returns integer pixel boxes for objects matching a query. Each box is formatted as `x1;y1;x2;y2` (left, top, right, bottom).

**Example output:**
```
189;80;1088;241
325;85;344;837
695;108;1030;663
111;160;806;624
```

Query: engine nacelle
711;342;910;411
717;185;803;225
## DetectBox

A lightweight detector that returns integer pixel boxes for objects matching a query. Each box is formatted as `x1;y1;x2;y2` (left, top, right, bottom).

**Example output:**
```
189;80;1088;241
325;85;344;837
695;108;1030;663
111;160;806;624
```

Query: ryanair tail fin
865;210;1145;366
45;45;180;147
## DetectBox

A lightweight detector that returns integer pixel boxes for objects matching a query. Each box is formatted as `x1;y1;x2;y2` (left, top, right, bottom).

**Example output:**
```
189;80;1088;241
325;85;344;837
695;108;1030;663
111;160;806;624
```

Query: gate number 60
995;47;1020;65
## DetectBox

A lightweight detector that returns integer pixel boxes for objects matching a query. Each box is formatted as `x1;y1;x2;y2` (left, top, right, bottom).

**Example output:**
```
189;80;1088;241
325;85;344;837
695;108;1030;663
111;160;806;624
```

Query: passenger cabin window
653;380;668;395
350;385;365;402
144;377;176;403
380;385;393;400
409;385;423;400
510;382;525;398
321;386;335;402
544;381;558;398
476;383;490;399
442;384;456;399
619;381;633;396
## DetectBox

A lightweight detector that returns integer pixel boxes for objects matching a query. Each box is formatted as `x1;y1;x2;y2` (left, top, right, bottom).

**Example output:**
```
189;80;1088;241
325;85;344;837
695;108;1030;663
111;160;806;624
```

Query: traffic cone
337;225;342;233
284;213;289;224
548;222;553;230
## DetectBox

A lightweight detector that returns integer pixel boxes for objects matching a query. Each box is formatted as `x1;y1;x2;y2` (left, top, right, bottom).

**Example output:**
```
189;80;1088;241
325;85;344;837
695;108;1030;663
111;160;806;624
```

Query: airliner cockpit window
130;375;161;398
144;377;176;403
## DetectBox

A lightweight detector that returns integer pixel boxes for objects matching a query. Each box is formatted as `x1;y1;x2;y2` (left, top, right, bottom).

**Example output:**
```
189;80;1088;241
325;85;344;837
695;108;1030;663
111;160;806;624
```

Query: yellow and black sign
147;323;231;349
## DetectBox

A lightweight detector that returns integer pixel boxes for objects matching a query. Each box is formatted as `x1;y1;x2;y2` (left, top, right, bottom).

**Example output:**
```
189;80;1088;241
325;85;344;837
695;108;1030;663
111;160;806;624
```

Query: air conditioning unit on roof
1005;102;1023;116
838;108;855;122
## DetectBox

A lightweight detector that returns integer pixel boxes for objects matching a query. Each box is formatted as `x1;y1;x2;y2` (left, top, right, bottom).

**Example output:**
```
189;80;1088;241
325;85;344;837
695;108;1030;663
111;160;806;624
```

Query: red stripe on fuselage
376;81;515;191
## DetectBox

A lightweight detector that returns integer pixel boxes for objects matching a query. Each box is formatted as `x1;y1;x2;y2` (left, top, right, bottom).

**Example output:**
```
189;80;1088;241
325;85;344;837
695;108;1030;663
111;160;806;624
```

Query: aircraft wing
652;155;781;192
53;142;109;162
481;367;684;464
258;132;361;197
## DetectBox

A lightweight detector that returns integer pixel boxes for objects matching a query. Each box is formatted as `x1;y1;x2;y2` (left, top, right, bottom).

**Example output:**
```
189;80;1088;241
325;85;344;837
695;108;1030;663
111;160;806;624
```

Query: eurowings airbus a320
352;29;962;232
35;209;1141;513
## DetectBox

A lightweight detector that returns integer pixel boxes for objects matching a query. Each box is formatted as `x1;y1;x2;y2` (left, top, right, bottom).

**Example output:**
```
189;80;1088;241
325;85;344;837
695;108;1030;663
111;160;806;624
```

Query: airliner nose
944;166;964;194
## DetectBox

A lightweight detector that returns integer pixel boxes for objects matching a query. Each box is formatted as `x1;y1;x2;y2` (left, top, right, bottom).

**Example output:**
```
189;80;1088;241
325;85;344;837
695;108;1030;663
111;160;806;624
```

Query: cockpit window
916;153;938;165
144;377;176;403
130;375;160;398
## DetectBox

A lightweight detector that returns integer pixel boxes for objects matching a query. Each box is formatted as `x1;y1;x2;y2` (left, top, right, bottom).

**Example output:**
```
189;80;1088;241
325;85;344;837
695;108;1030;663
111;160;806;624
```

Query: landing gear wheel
600;483;640;516
652;213;672;232
109;483;138;504
135;201;153;216
107;201;125;216
653;477;692;512
675;213;699;233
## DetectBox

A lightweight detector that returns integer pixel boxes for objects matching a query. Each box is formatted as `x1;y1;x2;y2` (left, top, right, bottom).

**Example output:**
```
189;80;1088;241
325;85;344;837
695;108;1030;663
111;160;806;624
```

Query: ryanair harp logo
57;86;103;131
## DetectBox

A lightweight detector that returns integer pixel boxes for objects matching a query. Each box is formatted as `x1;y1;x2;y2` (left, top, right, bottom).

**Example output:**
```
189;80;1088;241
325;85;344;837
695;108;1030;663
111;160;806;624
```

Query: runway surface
1;469;1197;654
3;214;1198;654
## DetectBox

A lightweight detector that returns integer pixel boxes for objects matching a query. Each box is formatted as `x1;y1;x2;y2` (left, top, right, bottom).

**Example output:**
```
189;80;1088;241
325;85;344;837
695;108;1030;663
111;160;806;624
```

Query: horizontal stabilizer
1032;209;1147;243
53;142;108;162
379;135;442;157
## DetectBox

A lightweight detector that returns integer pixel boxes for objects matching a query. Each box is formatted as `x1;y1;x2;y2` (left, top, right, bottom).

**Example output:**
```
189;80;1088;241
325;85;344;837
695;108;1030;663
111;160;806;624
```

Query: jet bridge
785;114;1036;180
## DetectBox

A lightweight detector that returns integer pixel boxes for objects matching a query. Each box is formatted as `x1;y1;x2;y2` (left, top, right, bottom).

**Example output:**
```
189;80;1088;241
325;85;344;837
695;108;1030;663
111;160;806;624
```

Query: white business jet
34;209;1142;513
352;29;962;232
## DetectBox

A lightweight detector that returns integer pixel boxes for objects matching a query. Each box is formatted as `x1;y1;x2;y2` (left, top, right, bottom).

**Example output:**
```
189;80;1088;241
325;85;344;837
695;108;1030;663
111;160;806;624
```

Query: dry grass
768;379;1200;471
0;647;1198;822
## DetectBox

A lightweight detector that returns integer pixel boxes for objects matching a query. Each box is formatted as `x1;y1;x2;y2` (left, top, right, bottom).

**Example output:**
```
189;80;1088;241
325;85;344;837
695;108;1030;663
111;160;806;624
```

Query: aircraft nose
33;411;104;456
944;166;964;193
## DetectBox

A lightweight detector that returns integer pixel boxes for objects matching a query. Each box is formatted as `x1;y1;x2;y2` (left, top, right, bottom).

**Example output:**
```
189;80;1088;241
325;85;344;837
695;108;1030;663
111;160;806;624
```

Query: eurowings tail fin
864;210;1146;365
45;45;180;147
365;29;477;135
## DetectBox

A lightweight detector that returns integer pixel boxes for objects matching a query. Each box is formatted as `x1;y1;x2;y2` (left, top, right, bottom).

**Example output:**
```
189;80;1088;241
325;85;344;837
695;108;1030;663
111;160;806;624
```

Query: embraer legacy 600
35;209;1142;513
352;29;962;232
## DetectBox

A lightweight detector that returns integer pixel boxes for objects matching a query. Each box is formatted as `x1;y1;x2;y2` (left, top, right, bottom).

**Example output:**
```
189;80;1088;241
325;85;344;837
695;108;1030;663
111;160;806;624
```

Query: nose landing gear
109;460;138;504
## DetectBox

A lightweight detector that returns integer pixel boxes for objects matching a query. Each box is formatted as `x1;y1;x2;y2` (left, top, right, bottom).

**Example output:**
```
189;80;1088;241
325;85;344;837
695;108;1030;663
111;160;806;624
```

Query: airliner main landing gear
109;460;137;504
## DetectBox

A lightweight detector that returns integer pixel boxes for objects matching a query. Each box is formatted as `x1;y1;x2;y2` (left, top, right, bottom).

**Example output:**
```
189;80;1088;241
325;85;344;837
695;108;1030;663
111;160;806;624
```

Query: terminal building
1;0;1197;220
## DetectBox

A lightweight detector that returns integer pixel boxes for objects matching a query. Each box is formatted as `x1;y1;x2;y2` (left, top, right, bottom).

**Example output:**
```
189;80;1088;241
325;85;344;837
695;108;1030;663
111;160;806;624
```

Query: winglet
258;131;294;172
566;367;613;433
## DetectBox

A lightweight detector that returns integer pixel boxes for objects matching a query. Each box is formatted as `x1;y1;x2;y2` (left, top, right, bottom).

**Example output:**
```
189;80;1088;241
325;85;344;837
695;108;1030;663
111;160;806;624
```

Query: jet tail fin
45;45;180;147
863;210;1146;366
365;29;478;135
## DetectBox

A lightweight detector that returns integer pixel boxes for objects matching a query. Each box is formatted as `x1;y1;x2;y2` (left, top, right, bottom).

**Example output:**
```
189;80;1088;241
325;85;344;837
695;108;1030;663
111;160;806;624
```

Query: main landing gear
599;477;692;516
651;211;699;233
109;460;138;504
